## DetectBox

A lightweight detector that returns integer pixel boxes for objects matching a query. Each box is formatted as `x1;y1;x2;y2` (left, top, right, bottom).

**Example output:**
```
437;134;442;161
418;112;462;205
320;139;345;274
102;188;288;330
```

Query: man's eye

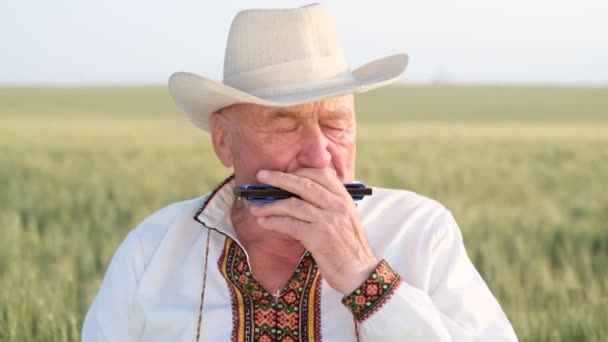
275;125;299;133
322;125;344;132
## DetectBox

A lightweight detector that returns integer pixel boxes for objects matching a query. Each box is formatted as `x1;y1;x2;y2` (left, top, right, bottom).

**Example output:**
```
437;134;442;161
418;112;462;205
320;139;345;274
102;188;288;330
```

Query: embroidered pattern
193;174;235;223
195;174;235;342
218;238;322;342
342;260;402;323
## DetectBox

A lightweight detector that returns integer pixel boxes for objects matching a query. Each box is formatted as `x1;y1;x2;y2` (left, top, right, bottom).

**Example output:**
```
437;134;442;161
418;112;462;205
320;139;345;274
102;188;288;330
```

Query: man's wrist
341;259;403;323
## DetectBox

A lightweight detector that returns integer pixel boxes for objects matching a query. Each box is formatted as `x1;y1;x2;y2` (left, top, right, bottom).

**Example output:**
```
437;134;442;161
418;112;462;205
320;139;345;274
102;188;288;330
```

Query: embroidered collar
193;174;241;242
192;175;325;341
219;233;323;341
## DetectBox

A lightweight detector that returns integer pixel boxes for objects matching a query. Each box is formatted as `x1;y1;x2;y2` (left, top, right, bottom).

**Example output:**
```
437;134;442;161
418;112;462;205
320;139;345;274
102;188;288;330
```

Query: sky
1;0;607;86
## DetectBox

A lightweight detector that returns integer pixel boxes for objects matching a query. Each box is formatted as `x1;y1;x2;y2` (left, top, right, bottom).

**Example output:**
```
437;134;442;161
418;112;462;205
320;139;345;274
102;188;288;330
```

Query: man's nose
296;124;332;169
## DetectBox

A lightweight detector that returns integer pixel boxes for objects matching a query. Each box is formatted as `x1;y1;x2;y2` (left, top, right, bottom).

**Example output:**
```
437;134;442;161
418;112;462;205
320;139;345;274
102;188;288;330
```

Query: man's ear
210;112;234;167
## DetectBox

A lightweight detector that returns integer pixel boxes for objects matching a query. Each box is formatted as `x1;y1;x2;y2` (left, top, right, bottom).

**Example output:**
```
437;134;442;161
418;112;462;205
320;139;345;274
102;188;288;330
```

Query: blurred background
1;1;607;341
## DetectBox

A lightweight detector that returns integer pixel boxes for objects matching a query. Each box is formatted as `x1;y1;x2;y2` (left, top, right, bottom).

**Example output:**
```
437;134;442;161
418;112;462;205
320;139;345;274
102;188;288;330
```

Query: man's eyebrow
272;110;302;119
259;110;302;123
253;110;297;127
276;108;352;119
259;108;352;125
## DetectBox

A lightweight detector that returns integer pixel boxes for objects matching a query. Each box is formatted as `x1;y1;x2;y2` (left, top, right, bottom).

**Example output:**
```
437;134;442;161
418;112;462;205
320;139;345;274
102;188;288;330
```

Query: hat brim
168;53;408;132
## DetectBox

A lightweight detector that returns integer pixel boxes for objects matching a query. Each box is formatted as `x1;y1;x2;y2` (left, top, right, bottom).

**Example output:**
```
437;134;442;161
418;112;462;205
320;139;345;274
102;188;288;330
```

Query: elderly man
83;3;517;341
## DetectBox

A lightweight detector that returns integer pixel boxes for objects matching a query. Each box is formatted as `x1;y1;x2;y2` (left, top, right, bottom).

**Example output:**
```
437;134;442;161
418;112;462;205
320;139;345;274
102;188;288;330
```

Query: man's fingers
256;216;308;240
257;170;332;207
250;197;320;223
291;168;349;197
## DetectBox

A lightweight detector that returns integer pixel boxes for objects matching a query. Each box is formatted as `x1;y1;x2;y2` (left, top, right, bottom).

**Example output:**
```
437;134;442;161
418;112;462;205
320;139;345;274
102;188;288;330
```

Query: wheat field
1;86;607;341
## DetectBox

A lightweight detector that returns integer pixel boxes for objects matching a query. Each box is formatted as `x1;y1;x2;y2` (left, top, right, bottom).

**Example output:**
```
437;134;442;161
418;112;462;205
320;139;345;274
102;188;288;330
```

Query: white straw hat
169;3;408;132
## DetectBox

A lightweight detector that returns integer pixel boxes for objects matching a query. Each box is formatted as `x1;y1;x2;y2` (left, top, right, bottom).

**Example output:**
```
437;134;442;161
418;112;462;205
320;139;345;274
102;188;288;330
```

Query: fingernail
257;169;269;180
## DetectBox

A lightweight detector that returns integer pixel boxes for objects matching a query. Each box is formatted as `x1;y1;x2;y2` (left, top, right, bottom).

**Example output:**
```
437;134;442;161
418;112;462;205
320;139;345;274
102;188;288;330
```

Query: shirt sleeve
82;230;146;342
343;210;518;341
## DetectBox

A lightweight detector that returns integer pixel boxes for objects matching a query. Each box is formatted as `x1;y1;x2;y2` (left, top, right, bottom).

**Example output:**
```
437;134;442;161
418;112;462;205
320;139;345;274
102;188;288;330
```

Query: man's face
212;94;356;185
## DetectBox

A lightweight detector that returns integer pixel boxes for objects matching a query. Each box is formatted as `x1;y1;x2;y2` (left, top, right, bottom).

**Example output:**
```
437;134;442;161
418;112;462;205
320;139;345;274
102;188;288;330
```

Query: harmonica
233;183;372;203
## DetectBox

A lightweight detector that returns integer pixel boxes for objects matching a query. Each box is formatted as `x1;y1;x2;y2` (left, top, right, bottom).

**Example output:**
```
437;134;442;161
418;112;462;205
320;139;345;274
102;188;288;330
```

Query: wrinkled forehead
219;94;354;120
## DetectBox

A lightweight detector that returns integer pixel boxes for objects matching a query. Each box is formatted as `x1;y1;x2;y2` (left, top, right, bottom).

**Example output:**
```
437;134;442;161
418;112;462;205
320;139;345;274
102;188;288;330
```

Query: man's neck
230;199;307;294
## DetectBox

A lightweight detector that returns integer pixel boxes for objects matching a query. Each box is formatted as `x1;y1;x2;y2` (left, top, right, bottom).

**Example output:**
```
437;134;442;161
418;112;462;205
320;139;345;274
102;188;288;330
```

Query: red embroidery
219;238;323;341
342;260;403;323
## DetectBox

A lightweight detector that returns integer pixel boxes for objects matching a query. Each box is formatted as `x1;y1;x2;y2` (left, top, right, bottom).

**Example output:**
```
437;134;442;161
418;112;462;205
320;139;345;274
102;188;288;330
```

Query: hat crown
168;3;408;132
223;3;347;80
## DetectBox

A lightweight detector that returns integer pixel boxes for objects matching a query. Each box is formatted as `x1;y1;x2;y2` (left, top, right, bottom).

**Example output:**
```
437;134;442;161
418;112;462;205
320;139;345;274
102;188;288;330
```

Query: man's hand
249;168;379;295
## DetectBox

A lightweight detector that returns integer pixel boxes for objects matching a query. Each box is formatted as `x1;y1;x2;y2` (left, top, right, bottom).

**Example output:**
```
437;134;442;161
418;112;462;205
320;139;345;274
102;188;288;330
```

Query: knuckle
335;200;350;215
301;178;316;191
327;214;341;228
288;197;302;210
286;216;298;226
